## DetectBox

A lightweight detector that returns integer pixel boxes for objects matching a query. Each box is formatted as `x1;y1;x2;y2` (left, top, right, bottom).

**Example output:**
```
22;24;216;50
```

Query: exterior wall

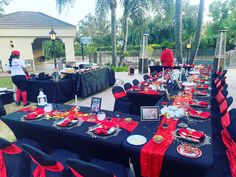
0;27;76;71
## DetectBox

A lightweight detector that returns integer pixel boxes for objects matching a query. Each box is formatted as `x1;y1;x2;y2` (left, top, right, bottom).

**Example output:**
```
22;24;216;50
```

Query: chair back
143;74;149;81
21;144;65;177
66;159;113;177
216;90;228;104
0;138;30;177
132;79;139;86
124;83;132;91
219;97;233;114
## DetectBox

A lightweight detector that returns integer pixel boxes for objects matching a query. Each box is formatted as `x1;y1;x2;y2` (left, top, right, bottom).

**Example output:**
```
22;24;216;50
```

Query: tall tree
55;0;75;14
189;0;205;64
174;0;183;64
0;0;11;15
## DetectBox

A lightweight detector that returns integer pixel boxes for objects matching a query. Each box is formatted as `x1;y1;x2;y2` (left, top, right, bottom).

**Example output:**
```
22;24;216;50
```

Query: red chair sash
113;92;127;99
216;80;222;88
221;112;230;128
216;91;225;104
0;144;22;177
219;99;228;114
29;155;64;177
214;77;219;84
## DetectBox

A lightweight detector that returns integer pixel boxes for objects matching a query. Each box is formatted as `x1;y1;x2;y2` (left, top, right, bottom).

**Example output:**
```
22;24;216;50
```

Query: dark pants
12;75;27;91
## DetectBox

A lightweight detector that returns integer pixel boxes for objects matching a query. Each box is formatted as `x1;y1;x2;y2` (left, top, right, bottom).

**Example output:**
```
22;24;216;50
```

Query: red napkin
94;123;113;135
58;118;71;127
188;100;209;107
188;108;211;119
25;108;45;120
18;107;35;112
178;128;205;140
194;90;207;96
197;84;208;89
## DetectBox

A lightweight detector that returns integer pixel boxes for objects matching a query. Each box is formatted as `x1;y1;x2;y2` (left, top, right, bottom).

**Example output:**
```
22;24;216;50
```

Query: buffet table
25;78;76;103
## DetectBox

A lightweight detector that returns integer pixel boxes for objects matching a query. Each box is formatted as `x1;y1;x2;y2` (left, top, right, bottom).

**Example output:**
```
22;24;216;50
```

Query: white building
0;11;76;71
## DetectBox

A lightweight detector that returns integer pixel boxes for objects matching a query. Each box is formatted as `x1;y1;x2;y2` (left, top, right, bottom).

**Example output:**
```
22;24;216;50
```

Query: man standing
160;46;174;67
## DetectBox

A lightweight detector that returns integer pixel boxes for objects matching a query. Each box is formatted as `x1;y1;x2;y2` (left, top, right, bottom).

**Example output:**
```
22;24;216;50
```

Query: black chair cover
123;83;132;91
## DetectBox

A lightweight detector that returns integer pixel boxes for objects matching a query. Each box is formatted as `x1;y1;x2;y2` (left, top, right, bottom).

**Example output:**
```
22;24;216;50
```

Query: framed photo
90;97;102;113
141;106;160;121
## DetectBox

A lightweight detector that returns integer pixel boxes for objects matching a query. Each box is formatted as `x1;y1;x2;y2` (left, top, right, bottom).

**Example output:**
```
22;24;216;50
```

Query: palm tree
174;0;183;64
189;0;205;64
96;0;117;66
0;0;11;15
55;0;75;14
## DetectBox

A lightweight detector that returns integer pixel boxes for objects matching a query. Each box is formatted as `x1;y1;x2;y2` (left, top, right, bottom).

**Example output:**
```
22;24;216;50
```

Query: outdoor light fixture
49;28;57;69
186;41;191;64
10;40;14;48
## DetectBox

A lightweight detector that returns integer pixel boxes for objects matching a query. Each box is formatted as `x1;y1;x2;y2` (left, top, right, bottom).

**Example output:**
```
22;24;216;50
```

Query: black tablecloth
26;78;75;103
123;81;213;177
149;65;192;73
0;91;14;105
76;68;115;98
1;105;139;166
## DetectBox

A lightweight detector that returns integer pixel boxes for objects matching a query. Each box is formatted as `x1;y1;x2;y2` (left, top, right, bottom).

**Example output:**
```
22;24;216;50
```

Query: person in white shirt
7;50;30;106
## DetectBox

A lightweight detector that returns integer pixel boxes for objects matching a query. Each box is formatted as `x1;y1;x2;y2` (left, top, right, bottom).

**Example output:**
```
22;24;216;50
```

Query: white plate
182;82;196;87
127;135;147;145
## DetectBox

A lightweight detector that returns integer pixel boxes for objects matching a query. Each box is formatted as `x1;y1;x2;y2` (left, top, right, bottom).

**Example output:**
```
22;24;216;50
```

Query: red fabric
219;99;228;114
214;78;219;84
25;75;31;80
178;128;205;140
221;129;236;177
113;92;127;99
11;50;20;55
29;155;64;177
221;112;230;129
68;166;83;177
21;91;27;105
160;49;174;67
188;108;211;119
140;117;178;177
16;89;21;102
0;144;22;177
216;91;226;104
25;108;45;120
137;89;160;95
216;80;222;88
18;106;36;112
188;101;209;107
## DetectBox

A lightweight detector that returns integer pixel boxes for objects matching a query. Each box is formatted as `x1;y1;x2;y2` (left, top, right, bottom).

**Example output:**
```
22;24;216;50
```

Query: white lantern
37;89;47;106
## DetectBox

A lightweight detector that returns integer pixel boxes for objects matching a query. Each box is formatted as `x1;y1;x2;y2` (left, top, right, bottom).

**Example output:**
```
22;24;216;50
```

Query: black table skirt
149;65;192;73
0;91;14;105
26;78;76;103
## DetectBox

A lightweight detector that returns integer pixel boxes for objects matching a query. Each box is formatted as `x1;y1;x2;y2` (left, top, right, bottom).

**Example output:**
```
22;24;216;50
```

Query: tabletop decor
37;89;47;106
141;106;160;121
90;97;102;113
177;144;202;158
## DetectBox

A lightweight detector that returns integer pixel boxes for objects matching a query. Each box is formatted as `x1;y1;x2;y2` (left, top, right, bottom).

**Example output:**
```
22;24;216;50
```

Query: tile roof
0;11;76;28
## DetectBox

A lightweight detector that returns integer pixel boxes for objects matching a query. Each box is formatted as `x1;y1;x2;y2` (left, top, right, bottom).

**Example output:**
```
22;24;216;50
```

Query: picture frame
141;106;160;121
90;97;102;113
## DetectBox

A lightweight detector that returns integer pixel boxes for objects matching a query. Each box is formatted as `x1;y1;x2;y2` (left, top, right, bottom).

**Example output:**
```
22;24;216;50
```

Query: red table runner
140;116;178;177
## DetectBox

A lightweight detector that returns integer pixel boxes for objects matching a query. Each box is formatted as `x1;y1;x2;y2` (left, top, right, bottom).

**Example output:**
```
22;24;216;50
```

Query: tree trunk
189;0;205;64
110;0;117;66
119;15;129;66
174;0;183;64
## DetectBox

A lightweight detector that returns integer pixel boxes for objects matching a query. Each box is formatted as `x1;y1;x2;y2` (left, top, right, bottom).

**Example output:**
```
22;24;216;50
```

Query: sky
4;0;214;26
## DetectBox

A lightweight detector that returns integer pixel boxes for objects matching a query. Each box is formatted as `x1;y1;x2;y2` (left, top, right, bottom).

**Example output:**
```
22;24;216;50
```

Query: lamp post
186;41;191;64
49;28;57;69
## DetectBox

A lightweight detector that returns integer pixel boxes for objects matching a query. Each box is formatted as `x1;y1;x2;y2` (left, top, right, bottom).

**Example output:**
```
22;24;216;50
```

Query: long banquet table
123;79;213;177
1;105;138;166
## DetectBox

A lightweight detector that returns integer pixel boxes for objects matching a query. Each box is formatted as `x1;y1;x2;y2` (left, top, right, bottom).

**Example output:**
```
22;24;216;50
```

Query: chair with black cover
112;86;131;113
0;137;42;177
151;71;157;77
0;98;6;117
132;79;139;86
143;74;149;81
123;82;133;92
66;158;127;177
21;143;80;177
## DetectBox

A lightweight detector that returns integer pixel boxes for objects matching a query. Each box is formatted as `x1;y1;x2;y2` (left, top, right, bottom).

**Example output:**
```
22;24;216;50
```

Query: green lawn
0;77;13;88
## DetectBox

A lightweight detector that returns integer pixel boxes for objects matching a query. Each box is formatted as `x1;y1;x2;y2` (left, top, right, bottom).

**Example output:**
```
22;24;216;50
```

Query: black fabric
123;83;132;91
132;79;139;86
0;91;14;105
112;86;131;113
22;143;57;166
0;97;6;116
143;74;149;81
0;137;31;177
66;159;114;177
1;106;140;167
90;158;127;177
25;78;76;103
16;138;42;150
112;86;125;94
226;109;236;143
76;68;113;98
11;75;27;91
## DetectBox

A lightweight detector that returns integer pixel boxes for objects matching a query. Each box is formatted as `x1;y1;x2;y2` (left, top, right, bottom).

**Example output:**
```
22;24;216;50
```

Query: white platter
127;135;147;145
